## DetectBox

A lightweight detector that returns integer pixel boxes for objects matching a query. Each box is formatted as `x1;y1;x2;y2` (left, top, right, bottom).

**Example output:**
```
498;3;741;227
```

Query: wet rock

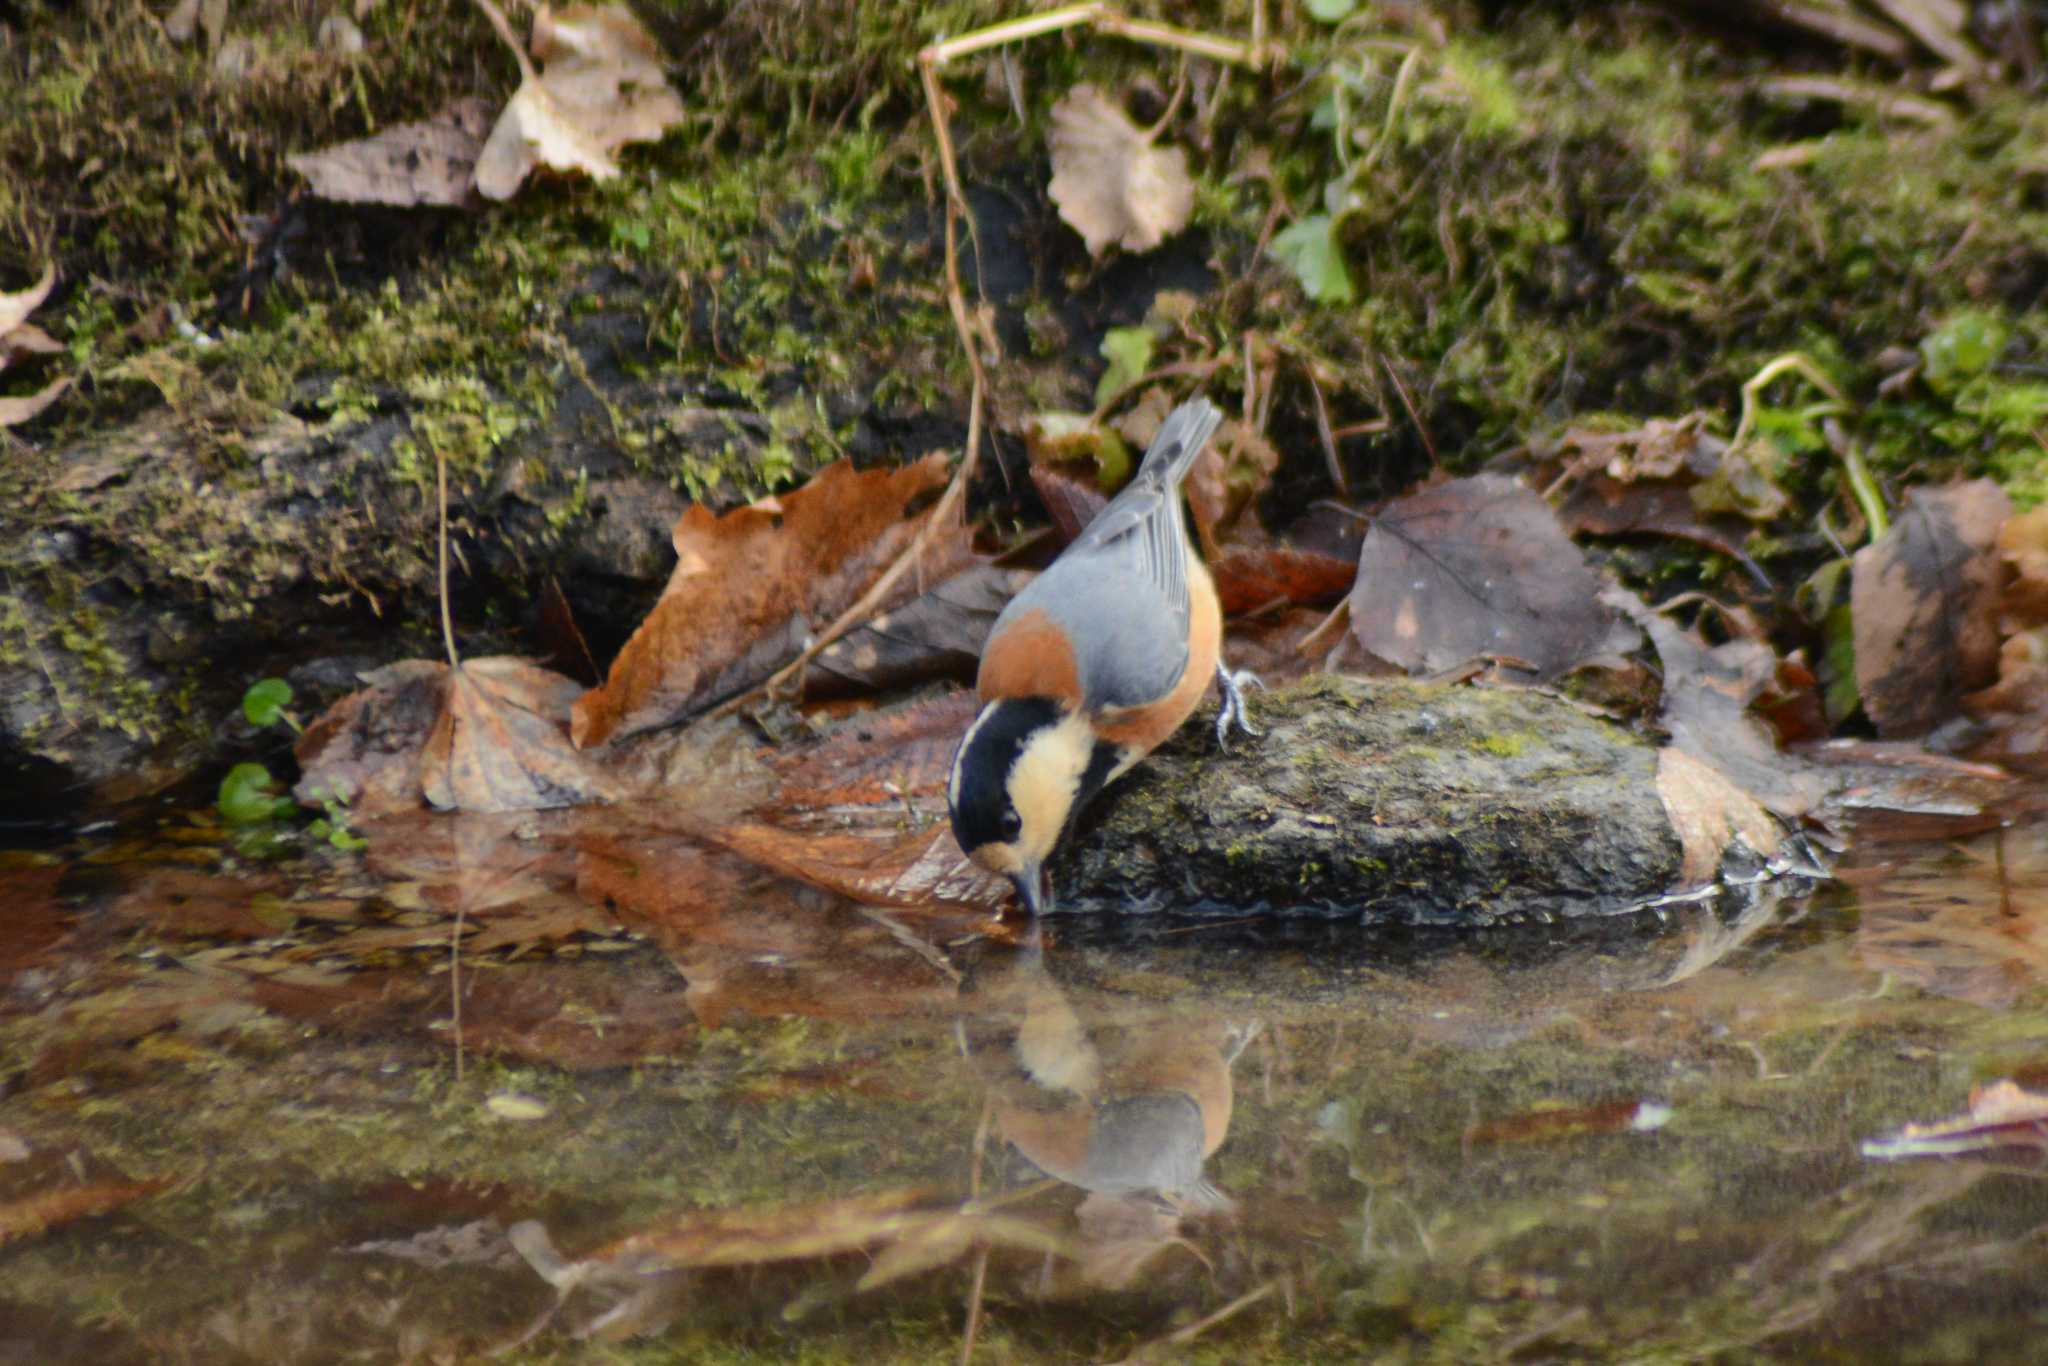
1056;677;1681;923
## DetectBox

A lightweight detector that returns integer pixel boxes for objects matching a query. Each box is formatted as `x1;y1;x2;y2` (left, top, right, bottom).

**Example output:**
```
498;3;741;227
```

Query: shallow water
4;799;2047;1363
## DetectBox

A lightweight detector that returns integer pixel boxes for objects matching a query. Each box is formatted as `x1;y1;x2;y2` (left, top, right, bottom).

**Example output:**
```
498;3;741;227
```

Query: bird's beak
1010;863;1049;917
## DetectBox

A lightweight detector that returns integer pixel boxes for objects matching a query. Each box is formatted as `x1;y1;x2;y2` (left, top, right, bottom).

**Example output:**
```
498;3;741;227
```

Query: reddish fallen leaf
0;1175;172;1247
1464;1098;1671;1146
1861;1080;2048;1159
1210;544;1356;616
1350;474;1642;683
1852;480;2009;738
424;658;615;812
764;692;978;811
296;658;612;814
716;820;1007;913
572;454;972;748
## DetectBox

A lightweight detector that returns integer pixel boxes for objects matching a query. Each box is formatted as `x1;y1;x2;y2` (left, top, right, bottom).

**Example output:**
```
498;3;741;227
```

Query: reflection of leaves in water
507;1188;1071;1342
1854;827;2048;1006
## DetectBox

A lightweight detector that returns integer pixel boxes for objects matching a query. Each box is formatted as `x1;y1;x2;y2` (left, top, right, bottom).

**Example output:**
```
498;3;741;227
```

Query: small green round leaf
219;762;283;826
242;678;294;728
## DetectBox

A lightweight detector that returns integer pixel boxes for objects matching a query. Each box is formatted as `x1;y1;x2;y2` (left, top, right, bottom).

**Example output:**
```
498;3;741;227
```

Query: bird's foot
1212;664;1265;749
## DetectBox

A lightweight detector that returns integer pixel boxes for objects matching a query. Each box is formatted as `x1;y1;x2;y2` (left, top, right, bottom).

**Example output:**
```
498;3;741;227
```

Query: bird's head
948;697;1099;916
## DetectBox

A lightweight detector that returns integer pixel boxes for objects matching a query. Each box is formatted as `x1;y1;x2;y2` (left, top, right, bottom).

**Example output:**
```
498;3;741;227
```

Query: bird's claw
1212;664;1265;750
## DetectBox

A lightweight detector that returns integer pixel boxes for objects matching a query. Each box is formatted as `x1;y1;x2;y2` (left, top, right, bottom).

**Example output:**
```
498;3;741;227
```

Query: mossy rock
1054;677;1682;922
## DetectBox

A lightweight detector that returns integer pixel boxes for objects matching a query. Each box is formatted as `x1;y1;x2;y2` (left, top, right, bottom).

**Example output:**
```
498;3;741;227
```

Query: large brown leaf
1852;480;2009;737
1350;474;1641;682
295;657;611;814
571;453;970;748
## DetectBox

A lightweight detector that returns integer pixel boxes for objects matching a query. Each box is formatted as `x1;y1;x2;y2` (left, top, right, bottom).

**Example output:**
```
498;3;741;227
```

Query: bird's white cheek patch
1008;713;1095;863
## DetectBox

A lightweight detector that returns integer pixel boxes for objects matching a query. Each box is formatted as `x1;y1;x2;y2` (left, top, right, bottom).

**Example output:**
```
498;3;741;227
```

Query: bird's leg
1212;662;1265;749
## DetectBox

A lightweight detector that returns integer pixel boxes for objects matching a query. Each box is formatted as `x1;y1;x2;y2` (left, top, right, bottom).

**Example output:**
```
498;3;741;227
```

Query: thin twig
436;443;460;671
959;1243;991;1366
1379;353;1436;465
1305;367;1349;497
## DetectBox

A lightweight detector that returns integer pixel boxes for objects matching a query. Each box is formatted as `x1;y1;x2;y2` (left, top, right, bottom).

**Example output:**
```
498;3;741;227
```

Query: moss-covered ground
4;1;2048;793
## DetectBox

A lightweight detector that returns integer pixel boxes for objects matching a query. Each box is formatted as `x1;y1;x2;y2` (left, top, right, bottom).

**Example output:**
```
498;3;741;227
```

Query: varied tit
947;396;1260;916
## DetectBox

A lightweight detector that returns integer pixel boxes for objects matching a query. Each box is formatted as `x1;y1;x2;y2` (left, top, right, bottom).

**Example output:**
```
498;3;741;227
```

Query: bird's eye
1000;809;1023;839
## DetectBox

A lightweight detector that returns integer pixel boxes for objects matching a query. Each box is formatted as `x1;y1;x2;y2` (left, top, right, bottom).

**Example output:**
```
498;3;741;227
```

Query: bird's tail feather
1136;397;1223;489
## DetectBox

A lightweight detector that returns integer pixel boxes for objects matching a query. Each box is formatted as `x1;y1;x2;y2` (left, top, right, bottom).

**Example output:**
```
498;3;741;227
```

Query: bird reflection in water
956;933;1259;1290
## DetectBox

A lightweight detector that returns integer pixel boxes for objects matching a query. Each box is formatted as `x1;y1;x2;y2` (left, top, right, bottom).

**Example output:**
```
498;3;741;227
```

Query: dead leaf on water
424;658;616;812
0;1174;174;1248
1047;85;1195;257
1611;592;1825;821
296;658;613;814
1862;1080;2048;1160
1655;746;1782;884
1854;825;2048;1007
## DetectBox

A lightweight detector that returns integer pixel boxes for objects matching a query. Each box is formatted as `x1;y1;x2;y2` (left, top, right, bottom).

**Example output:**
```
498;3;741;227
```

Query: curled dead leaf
571;453;972;748
471;0;684;201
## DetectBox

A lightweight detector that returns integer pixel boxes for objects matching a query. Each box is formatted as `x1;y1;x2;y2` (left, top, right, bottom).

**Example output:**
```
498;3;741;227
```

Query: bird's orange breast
977;607;1082;704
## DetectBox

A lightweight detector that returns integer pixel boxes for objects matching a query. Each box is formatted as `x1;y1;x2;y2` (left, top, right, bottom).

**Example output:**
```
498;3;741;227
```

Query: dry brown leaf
0;375;71;429
1852;480;2009;737
1047;85;1194;257
1655;746;1782;885
1611;592;1824;820
287;98;495;207
716;820;1008;913
1350;474;1642;683
295;657;611;814
0;323;62;368
0;1175;174;1247
471;0;684;201
423;658;615;812
1964;506;2048;769
571;453;970;748
1862;1080;2048;1160
0;263;55;340
294;660;450;813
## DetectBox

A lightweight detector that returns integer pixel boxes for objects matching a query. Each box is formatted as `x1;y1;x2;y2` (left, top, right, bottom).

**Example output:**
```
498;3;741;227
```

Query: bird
947;395;1260;916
